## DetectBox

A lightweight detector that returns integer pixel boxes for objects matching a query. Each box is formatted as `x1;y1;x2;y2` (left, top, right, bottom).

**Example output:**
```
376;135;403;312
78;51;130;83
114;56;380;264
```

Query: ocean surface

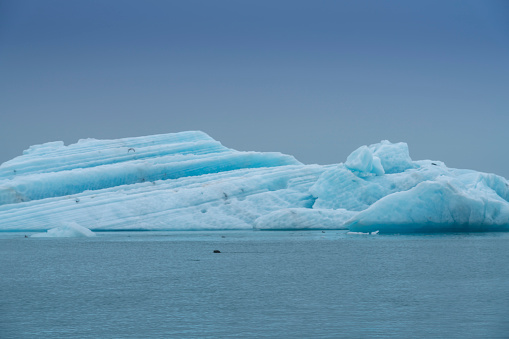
1;230;508;338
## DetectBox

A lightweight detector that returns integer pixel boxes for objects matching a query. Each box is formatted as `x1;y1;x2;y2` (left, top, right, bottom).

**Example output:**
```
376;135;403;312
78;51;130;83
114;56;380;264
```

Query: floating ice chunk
1;132;508;233
31;222;96;237
346;230;379;235
254;208;355;230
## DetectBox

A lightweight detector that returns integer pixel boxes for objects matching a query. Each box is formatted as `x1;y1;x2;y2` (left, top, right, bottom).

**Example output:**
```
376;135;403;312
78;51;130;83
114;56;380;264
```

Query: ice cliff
1;131;508;233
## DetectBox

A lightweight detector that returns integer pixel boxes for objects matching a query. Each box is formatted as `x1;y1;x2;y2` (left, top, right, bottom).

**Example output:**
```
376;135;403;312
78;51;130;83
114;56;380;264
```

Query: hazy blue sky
1;0;508;176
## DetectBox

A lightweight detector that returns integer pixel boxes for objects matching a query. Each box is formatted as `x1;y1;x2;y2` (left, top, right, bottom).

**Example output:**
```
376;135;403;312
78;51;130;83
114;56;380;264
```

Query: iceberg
0;131;508;233
31;222;96;238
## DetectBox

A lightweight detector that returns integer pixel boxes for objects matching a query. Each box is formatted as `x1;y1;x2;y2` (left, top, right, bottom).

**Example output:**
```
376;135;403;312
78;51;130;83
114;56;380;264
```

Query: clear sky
1;0;508;177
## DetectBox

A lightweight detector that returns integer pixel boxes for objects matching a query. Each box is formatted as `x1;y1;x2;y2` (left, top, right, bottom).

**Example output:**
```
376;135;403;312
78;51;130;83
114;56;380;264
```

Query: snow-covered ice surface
1;131;508;233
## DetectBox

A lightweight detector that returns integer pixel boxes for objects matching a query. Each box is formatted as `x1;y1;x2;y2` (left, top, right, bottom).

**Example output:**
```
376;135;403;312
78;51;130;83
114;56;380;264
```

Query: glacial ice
254;208;356;230
31;222;96;237
0;131;508;233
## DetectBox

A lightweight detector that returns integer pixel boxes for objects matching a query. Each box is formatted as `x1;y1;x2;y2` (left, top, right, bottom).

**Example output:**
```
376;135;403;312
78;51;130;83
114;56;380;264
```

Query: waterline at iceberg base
0;131;508;234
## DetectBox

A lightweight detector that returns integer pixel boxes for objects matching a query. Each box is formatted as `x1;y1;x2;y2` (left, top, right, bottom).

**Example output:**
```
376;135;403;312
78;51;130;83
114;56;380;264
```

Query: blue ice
0;131;508;233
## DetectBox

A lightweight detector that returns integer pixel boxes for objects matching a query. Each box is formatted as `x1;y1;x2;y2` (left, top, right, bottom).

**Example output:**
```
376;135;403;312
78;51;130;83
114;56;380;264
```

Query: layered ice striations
0;131;300;205
1;131;508;233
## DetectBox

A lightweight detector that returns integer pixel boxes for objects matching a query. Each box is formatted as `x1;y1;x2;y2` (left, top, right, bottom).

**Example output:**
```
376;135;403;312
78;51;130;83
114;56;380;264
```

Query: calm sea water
1;230;508;338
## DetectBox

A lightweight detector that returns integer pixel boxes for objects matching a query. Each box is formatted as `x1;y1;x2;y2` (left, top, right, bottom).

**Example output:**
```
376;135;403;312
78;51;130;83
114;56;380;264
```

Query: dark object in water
213;250;221;253
431;163;437;166
128;148;135;153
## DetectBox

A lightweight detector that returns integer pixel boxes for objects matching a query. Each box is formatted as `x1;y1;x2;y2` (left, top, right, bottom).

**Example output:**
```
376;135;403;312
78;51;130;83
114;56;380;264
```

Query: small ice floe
31;222;96;238
347;230;379;235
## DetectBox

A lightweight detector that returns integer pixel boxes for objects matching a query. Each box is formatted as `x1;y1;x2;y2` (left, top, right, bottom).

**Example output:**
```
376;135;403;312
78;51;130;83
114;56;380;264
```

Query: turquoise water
1;231;508;338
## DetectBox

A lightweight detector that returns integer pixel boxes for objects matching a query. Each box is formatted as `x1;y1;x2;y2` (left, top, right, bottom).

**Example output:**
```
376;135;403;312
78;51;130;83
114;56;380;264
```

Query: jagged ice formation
1;131;508;233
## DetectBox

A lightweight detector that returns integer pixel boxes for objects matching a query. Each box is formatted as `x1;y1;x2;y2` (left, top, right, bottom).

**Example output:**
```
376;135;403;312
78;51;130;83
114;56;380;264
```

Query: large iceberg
0;131;508;233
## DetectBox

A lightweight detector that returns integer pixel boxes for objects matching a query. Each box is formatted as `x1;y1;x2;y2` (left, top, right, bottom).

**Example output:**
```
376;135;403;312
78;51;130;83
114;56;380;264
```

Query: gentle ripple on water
1;231;509;338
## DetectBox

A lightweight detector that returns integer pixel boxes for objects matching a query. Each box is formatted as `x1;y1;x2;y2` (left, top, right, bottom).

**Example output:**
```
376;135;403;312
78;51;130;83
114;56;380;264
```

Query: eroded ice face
1;131;508;233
